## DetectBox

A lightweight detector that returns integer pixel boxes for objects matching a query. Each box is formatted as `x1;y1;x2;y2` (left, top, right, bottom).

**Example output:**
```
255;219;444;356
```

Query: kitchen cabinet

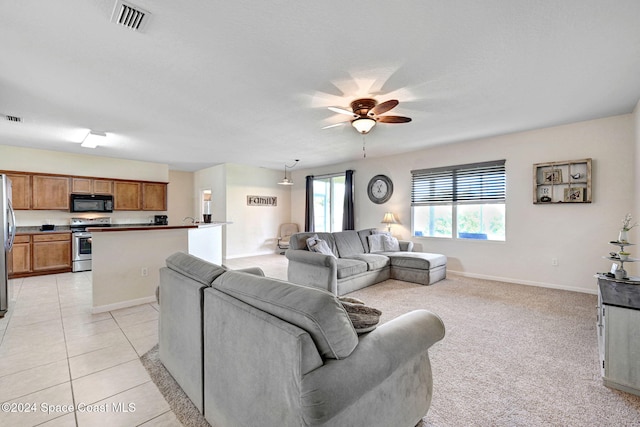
93;179;114;194
6;173;31;210
114;181;142;210
9;235;31;276
72;178;114;194
32;234;72;273
32;175;70;210
142;182;167;211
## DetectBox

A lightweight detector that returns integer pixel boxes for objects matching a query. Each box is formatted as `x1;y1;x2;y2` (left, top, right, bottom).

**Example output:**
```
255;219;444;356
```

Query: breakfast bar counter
90;222;230;313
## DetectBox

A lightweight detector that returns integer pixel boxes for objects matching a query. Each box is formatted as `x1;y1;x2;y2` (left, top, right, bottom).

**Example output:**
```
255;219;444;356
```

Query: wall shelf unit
533;158;592;204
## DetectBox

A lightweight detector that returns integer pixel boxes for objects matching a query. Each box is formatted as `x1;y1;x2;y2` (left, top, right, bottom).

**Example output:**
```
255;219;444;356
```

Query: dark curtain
342;170;355;230
305;175;314;232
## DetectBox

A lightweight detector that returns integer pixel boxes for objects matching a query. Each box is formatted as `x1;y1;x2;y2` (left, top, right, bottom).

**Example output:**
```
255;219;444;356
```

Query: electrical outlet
141;267;148;277
551;258;559;266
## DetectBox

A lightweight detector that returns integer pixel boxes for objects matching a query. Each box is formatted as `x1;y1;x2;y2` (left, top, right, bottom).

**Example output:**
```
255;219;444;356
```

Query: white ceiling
1;1;640;172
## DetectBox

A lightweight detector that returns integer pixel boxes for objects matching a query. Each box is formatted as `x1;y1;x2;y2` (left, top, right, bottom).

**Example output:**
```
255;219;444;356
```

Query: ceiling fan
325;98;412;134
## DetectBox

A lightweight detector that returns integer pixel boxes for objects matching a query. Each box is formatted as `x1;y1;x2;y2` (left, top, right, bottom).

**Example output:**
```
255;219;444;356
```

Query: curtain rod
306;170;354;179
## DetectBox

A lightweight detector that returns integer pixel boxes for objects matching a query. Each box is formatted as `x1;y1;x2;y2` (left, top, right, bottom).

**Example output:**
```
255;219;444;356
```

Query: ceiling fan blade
370;99;399;115
377;115;412;123
328;106;357;117
322;122;347;129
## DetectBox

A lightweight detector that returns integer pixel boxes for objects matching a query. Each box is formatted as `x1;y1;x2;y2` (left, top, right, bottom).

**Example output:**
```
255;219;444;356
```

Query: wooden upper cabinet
93;179;114;194
32;175;70;210
72;178;114;194
142;182;167;211
114;181;141;210
72;178;92;193
6;173;31;210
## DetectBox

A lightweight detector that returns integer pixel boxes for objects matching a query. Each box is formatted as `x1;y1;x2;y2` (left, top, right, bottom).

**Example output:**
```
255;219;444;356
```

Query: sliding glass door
313;175;345;232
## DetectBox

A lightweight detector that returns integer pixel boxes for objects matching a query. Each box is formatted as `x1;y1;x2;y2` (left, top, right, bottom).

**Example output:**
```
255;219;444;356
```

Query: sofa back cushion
290;232;338;255
333;230;366;258
213;271;358;359
166;252;227;285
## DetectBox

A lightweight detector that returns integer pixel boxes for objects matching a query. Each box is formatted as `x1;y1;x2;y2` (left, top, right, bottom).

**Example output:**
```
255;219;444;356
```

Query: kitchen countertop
16;221;231;234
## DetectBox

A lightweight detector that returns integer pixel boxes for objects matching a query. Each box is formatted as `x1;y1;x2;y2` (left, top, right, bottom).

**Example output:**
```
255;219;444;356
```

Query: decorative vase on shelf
619;229;629;243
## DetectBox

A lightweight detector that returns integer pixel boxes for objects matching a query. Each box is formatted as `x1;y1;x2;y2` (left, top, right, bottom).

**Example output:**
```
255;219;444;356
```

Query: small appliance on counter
154;215;168;225
40;224;55;231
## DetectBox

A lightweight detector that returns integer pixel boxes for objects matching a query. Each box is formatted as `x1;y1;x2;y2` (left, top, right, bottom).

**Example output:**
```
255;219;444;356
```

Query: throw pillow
367;234;386;253
338;297;382;334
382;234;401;251
307;235;336;257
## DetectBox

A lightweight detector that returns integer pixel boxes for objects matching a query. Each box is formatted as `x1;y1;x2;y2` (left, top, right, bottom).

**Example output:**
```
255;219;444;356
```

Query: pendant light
278;159;299;185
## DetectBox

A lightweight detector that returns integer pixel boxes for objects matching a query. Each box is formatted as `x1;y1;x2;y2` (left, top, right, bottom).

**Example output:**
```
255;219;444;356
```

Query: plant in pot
619;213;638;243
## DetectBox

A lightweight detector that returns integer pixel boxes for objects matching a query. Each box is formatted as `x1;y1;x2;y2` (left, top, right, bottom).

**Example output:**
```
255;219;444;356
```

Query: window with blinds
411;160;506;240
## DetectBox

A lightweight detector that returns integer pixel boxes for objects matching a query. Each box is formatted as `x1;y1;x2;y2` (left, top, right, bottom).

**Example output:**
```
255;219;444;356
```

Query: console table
596;275;640;396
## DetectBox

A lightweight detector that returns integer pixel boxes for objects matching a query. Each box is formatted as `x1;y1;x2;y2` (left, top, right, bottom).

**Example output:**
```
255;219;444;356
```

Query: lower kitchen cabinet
9;233;72;278
9;235;31;276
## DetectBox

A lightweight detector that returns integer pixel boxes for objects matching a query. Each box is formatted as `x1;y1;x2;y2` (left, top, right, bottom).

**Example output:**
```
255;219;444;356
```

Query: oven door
72;232;92;272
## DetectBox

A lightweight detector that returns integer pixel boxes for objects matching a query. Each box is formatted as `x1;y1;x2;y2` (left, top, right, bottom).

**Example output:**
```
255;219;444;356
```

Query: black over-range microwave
70;194;114;213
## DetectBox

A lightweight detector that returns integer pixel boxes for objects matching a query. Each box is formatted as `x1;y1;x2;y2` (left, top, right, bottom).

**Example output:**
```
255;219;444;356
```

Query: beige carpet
143;275;640;426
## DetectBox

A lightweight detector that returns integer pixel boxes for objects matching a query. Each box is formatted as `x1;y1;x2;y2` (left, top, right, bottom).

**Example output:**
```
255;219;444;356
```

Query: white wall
194;163;292;259
0;144;171;226
167;170;194;226
290;114;635;294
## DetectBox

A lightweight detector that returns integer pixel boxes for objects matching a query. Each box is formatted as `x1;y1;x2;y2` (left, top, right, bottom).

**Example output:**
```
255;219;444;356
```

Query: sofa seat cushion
384;252;447;269
213;270;358;359
345;254;390;271
165;252;226;285
336;258;368;279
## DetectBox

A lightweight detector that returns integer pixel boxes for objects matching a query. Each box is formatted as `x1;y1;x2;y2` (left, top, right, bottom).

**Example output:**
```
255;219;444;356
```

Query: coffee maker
154;215;168;225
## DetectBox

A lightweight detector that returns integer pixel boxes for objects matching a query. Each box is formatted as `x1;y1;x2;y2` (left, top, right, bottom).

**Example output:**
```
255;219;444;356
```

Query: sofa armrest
285;248;336;266
285;249;339;293
235;267;265;277
300;310;445;424
399;240;414;252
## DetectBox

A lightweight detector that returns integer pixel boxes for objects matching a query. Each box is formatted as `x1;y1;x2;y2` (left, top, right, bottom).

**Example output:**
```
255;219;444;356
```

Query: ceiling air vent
111;1;151;32
5;115;22;123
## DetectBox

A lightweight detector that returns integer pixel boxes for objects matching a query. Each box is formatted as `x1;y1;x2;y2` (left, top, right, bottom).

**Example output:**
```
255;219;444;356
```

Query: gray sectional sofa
286;229;447;295
159;252;445;427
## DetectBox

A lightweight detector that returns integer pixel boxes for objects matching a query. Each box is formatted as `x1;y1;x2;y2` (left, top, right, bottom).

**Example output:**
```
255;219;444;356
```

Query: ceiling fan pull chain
362;135;366;158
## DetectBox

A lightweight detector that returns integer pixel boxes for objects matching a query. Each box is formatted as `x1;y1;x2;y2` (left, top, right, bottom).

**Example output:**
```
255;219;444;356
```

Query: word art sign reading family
247;195;277;207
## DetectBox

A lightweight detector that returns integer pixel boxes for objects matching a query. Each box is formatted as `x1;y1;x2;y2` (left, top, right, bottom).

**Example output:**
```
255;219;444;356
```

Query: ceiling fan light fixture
352;117;376;134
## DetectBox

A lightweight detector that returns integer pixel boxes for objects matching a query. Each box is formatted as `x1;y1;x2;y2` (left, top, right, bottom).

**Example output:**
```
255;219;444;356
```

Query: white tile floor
0;254;288;427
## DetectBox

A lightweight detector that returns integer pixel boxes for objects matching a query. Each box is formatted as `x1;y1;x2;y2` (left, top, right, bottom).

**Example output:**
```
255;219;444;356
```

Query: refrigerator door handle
6;199;15;251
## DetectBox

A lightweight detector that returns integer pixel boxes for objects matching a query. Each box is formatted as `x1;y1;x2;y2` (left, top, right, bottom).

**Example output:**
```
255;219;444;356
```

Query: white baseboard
225;250;278;260
92;295;157;314
447;270;598;295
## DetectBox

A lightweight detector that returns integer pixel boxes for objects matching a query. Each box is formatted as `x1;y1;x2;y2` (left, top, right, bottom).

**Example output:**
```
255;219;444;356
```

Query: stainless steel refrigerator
1;174;16;317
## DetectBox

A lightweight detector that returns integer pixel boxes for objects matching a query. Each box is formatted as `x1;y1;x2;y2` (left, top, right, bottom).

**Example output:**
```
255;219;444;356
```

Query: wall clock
367;174;393;204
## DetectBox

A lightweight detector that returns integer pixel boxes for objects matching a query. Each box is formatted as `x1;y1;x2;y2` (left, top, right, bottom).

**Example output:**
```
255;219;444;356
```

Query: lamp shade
351;117;376;134
381;212;397;225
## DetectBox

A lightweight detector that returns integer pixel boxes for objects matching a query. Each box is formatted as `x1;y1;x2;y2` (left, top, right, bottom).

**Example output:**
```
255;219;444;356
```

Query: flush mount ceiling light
278;159;300;185
81;131;106;148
